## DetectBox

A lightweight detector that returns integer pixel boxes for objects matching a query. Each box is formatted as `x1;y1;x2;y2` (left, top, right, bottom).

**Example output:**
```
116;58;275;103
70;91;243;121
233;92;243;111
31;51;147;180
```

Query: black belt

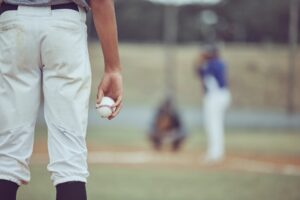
0;2;79;15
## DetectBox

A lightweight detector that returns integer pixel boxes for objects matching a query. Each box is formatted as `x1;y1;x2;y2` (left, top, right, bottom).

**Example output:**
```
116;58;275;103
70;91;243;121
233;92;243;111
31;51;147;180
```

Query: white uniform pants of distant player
0;6;91;186
203;76;231;162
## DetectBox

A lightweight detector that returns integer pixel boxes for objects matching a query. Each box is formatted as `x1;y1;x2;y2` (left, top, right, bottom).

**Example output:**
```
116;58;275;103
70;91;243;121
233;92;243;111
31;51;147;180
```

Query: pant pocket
0;22;22;65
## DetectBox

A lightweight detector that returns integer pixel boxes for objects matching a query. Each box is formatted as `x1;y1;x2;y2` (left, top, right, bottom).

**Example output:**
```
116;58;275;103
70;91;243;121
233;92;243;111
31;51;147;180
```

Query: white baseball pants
203;89;231;161
0;6;91;186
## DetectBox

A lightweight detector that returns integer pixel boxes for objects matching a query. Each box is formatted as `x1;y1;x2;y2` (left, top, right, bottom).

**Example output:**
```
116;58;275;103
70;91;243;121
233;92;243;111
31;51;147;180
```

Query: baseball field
19;127;300;200
18;43;300;199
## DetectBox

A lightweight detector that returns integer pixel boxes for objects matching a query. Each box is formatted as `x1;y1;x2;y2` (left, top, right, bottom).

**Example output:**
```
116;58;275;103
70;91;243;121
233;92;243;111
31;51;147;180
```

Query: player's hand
97;70;123;120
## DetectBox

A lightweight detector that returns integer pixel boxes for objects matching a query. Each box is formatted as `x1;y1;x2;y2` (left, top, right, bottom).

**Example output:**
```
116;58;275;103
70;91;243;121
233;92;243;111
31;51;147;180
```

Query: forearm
91;0;121;72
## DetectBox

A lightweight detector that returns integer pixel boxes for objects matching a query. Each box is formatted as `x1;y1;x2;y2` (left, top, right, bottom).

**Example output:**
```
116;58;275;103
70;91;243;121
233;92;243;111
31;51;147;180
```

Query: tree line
88;0;298;43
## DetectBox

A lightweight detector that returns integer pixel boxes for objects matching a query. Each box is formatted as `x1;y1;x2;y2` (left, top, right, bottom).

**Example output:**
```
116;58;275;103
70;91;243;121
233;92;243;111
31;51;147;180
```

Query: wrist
104;65;122;73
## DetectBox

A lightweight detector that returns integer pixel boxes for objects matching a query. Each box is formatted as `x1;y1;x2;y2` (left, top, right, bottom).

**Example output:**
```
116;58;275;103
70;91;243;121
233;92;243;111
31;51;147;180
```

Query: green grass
18;127;300;200
86;127;147;148
19;165;300;200
224;129;300;156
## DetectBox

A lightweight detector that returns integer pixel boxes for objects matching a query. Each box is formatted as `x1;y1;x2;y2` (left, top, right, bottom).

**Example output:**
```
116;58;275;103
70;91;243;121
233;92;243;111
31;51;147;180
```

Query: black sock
56;181;87;200
0;179;19;200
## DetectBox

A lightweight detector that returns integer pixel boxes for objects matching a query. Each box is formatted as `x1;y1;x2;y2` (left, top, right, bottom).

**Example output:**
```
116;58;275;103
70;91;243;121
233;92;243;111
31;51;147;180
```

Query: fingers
108;103;122;120
113;95;122;108
109;95;122;120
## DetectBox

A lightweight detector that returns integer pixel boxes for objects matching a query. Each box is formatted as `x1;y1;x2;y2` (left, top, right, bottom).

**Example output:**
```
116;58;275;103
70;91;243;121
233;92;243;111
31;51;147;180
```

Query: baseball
96;96;115;118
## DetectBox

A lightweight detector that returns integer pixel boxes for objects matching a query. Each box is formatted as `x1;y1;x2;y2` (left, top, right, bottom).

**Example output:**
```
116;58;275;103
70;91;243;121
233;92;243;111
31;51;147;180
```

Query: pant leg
40;9;91;186
0;11;41;185
204;93;226;160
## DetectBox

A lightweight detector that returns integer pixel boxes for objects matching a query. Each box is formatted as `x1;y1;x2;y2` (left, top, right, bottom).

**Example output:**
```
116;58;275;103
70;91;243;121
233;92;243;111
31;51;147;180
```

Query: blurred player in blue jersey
195;44;231;163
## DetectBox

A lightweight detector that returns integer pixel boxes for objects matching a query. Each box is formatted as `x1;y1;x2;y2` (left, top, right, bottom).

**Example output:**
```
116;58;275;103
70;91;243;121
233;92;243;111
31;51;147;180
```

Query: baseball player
0;0;123;199
195;45;231;163
149;98;187;152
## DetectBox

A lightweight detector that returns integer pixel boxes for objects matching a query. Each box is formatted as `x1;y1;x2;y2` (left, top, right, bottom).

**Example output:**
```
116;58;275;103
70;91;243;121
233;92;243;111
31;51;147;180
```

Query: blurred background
21;0;300;199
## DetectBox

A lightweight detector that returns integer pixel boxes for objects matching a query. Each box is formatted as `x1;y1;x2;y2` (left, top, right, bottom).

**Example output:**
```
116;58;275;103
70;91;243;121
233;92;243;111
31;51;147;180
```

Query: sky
147;0;222;5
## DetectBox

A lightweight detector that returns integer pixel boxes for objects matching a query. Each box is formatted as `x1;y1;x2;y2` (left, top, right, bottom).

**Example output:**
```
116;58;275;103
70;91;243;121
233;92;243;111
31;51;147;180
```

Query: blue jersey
197;58;228;93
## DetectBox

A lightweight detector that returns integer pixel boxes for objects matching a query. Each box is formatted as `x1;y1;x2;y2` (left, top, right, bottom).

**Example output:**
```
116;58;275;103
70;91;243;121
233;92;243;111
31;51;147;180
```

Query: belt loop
78;6;86;22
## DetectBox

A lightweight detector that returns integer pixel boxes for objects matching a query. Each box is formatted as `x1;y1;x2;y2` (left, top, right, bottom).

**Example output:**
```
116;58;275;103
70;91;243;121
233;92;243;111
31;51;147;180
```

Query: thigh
0;11;41;131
